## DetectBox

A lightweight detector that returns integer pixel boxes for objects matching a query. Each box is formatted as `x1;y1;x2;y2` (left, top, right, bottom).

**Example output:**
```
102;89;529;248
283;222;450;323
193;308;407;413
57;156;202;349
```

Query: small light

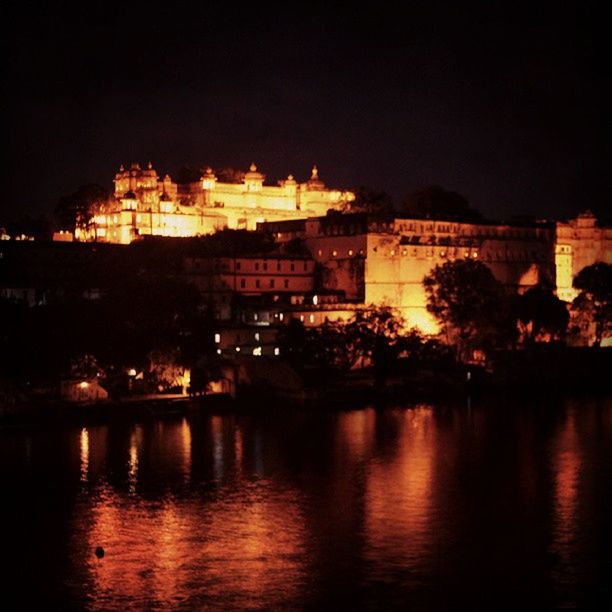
214;333;221;343
274;347;280;356
254;332;260;341
216;349;221;355
128;368;137;377
235;346;241;352
309;314;315;323
279;313;284;321
79;381;89;389
313;295;318;305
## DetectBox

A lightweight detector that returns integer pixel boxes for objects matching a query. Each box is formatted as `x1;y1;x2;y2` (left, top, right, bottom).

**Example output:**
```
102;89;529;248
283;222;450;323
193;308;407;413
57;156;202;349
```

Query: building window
255;262;259;271
255;332;260;341
240;279;246;288
277;261;281;271
236;261;241;271
263;261;268;271
290;263;295;271
270;279;275;288
255;279;260;288
214;333;221;343
309;314;315;323
274;347;280;356
303;262;307;271
284;279;289;288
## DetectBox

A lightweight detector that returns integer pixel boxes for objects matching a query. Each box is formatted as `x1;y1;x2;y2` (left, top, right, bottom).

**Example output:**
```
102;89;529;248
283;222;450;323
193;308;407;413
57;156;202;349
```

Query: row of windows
236;260;309;272
239;278;291;289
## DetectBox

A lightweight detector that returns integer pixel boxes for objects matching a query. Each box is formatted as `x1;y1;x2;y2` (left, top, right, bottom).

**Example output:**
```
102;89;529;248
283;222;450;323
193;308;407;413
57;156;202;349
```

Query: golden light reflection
211;416;224;480
80;474;306;607
128;426;142;493
80;428;89;483
364;407;435;570
551;408;581;566
180;418;192;484
335;408;377;463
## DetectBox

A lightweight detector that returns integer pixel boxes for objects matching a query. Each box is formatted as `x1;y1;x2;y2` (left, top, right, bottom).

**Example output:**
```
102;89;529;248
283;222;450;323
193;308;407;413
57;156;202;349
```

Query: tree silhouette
403;185;481;221
515;284;569;343
55;183;109;231
423;259;510;361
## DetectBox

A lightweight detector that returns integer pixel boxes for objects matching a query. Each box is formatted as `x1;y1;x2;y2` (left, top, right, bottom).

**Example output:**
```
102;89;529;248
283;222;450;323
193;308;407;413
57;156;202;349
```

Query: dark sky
2;1;608;225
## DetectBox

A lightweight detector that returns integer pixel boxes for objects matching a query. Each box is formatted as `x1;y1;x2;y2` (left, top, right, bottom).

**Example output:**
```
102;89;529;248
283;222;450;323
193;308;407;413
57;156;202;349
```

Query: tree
343;306;404;388
346;186;394;213
423;259;510;361
55;183;109;232
572;262;612;347
515;284;569;344
403;185;481;221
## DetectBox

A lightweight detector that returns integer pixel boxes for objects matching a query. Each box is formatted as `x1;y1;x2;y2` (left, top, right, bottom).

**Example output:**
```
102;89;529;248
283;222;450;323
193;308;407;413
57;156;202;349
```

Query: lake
1;395;611;610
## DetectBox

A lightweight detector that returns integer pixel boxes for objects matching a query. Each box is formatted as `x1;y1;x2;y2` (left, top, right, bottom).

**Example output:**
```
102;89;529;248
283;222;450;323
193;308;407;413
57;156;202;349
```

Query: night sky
3;2;607;225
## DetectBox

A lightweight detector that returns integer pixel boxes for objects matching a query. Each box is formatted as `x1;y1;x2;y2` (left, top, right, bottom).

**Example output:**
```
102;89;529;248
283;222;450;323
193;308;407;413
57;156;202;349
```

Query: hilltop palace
77;162;354;243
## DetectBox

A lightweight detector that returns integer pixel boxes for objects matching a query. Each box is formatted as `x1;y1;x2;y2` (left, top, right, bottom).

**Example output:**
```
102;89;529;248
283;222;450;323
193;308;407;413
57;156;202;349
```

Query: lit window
309;314;315;323
348;249;353;256
300;315;304;322
253;313;258;320
252;346;262;356
214;333;221;343
255;332;260;341
332;250;337;257
235;346;241;352
312;295;318;305
274;347;280;356
279;313;284;321
216;348;222;355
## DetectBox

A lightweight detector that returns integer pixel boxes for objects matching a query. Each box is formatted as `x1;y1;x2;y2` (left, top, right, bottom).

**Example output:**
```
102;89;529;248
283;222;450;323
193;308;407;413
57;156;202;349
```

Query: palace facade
555;210;612;302
77;162;354;244
261;213;557;332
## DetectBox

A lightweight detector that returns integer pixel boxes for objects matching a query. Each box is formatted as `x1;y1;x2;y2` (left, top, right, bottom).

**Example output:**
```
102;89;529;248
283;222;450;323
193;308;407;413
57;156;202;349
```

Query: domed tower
244;162;264;192
307;165;325;190
201;167;217;191
113;165;130;198
128;163;142;192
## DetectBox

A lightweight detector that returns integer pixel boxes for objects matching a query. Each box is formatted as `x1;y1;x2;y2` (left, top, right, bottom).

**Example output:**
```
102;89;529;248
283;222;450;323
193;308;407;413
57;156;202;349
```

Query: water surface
2;396;611;610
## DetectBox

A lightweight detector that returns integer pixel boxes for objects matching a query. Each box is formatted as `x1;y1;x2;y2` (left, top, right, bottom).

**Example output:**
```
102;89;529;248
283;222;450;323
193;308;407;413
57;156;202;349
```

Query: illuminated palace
79;162;354;244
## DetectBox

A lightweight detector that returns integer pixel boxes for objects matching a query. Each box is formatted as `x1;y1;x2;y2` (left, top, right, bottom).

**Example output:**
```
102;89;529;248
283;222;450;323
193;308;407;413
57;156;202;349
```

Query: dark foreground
1;395;611;610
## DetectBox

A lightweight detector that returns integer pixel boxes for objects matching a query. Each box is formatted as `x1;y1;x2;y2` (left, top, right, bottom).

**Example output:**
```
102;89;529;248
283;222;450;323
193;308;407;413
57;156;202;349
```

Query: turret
244;162;264;192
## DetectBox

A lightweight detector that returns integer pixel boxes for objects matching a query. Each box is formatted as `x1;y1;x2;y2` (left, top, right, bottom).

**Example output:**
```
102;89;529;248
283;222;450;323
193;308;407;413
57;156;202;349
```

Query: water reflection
364;408;435;579
2;397;611;610
79;428;89;483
